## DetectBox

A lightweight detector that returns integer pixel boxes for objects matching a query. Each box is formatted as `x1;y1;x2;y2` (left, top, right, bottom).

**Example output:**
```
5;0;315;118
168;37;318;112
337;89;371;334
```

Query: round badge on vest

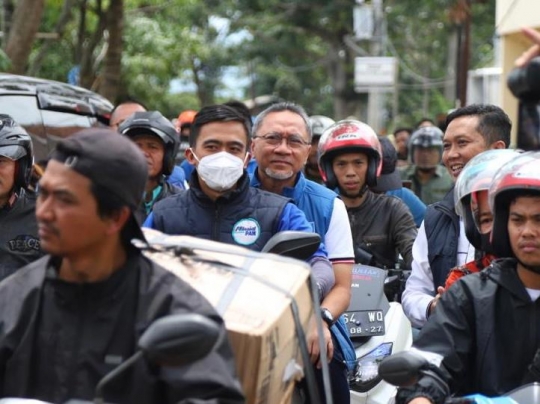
232;218;261;246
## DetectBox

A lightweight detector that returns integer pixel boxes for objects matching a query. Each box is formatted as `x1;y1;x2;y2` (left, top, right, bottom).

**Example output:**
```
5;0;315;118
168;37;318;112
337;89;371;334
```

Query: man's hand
429;286;446;315
516;27;540;67
409;397;433;404
307;321;333;369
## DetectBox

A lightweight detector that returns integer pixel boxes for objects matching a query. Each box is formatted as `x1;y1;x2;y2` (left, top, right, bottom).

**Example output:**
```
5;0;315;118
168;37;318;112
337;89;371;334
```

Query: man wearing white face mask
144;104;335;299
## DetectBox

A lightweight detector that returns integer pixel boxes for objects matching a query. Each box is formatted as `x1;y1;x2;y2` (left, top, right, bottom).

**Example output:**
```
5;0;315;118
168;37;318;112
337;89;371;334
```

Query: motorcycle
378;350;540;403
346;264;413;404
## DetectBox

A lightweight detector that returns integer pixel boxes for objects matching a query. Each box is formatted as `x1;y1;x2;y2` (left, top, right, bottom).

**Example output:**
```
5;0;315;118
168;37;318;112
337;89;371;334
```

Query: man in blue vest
250;102;355;404
401;104;510;329
144;104;335;299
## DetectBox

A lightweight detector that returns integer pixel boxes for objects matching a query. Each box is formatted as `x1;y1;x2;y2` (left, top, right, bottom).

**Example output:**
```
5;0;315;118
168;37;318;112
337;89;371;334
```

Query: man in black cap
0;128;245;403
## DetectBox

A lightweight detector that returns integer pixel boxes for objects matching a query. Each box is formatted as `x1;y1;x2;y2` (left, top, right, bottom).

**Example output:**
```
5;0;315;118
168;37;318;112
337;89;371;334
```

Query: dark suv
0;73;113;162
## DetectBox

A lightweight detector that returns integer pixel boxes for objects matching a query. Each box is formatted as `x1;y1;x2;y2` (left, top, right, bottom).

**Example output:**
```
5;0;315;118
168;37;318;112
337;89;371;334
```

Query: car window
0;95;48;161
41;110;96;158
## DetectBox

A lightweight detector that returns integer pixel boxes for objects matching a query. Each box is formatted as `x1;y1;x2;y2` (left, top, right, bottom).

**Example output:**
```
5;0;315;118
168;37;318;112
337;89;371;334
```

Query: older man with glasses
250;102;355;404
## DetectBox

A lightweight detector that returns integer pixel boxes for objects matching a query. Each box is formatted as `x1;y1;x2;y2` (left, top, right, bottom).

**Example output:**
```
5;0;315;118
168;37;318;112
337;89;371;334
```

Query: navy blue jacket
423;189;460;288
145;172;325;254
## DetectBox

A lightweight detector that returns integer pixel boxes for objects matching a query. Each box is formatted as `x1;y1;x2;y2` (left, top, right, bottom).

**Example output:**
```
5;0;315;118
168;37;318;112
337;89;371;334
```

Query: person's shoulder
372;191;408;209
400;164;415;178
302;178;337;200
435;164;452;180
152;189;189;212
0;255;48;309
249;186;290;204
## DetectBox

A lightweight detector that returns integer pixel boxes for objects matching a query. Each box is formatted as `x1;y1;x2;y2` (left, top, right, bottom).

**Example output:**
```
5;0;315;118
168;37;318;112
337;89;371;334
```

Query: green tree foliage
24;0;496;126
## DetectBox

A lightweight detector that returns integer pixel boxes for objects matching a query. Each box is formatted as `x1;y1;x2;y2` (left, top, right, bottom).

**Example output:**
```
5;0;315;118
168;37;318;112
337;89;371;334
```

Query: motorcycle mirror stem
93;313;221;404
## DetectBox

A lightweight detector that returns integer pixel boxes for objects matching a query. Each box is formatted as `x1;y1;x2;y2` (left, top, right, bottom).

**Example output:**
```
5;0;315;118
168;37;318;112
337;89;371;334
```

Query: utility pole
453;0;471;107
367;0;384;131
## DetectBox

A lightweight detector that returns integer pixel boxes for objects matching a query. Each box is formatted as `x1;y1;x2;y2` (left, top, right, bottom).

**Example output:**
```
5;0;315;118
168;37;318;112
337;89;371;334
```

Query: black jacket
397;258;540;403
347;191;417;269
0;189;44;280
423;189;460;289
0;253;245;404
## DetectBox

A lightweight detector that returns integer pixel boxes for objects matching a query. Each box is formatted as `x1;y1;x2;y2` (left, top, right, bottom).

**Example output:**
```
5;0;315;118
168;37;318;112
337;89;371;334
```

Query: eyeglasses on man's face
253;132;310;149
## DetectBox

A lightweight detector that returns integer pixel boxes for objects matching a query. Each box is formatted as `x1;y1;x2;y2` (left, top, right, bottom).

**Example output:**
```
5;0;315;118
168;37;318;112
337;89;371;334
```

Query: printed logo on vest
8;235;40;253
232;218;260;246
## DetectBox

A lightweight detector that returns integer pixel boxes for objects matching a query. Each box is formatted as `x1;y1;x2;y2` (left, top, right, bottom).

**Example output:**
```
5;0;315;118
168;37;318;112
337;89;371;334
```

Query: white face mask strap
190;148;200;163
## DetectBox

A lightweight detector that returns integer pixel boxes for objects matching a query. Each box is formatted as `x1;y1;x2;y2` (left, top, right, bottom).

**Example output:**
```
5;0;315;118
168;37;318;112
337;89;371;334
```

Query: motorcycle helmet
408;126;444;168
119;111;179;176
317;119;382;188
178;110;197;130
310;115;336;138
454;149;521;254
489;151;540;258
0;114;33;190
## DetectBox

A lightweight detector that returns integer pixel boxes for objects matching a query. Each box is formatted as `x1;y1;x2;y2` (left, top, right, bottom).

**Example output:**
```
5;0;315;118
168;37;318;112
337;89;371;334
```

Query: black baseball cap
50;128;148;243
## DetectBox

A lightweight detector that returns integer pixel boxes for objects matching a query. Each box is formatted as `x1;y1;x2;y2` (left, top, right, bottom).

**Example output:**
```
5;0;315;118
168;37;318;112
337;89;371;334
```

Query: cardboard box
142;229;314;404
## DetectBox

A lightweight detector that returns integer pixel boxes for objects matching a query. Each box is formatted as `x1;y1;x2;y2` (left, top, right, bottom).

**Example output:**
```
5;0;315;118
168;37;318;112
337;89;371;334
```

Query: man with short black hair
0;128;245;403
402;104;509;329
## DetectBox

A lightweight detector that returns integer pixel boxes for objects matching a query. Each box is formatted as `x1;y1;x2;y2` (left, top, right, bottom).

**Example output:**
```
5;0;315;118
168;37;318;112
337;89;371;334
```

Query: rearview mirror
138;313;221;367
261;231;321;261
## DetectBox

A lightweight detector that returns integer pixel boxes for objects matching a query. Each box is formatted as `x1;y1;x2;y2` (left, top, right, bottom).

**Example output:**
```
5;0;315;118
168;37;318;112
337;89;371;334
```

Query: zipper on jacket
66;288;88;399
213;204;221;241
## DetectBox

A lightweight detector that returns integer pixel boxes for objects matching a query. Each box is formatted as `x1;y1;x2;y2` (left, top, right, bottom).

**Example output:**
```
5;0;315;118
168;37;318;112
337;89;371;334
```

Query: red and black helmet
489;151;540;258
317;119;382;188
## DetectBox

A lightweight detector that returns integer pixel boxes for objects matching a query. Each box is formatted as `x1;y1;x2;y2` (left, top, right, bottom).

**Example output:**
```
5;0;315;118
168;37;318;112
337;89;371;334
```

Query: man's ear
490;140;507;150
243;152;251;168
304;144;312;165
185;147;198;166
105;206;131;236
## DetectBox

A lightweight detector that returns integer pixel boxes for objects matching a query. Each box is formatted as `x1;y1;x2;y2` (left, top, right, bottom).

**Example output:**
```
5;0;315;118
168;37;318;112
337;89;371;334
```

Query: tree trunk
78;0;107;89
98;0;123;102
28;0;77;76
4;0;45;74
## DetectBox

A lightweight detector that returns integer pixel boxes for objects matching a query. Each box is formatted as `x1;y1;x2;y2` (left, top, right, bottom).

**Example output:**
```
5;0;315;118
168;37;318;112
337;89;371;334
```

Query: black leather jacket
397;258;540;403
347;191;417;269
0;189;44;280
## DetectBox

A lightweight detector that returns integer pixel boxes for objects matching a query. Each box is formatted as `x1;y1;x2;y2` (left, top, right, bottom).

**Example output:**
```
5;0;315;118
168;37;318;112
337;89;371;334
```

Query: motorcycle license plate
342;310;385;337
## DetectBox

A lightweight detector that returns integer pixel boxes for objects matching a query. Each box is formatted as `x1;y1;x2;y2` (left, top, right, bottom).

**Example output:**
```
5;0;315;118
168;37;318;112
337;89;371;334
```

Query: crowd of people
0;26;540;404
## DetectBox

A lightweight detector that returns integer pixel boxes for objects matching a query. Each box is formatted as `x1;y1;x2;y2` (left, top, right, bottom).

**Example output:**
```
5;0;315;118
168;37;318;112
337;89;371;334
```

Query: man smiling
402;104;510;329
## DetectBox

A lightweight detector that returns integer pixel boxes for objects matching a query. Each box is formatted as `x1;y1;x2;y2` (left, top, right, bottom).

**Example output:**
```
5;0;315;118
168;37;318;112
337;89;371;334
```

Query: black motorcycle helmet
0;114;33;190
119;111;179;176
408;126;444;168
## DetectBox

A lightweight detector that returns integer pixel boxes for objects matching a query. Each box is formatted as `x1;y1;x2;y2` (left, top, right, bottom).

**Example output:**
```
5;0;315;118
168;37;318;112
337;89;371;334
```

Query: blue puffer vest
424;188;460;289
151;172;289;251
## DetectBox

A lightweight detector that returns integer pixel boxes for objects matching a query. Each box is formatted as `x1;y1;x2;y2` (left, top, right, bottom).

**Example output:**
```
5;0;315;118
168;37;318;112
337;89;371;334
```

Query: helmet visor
0;145;27;160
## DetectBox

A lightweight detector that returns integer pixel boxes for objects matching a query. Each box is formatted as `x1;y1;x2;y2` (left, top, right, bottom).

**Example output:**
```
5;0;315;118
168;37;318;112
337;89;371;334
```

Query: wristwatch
320;307;334;327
